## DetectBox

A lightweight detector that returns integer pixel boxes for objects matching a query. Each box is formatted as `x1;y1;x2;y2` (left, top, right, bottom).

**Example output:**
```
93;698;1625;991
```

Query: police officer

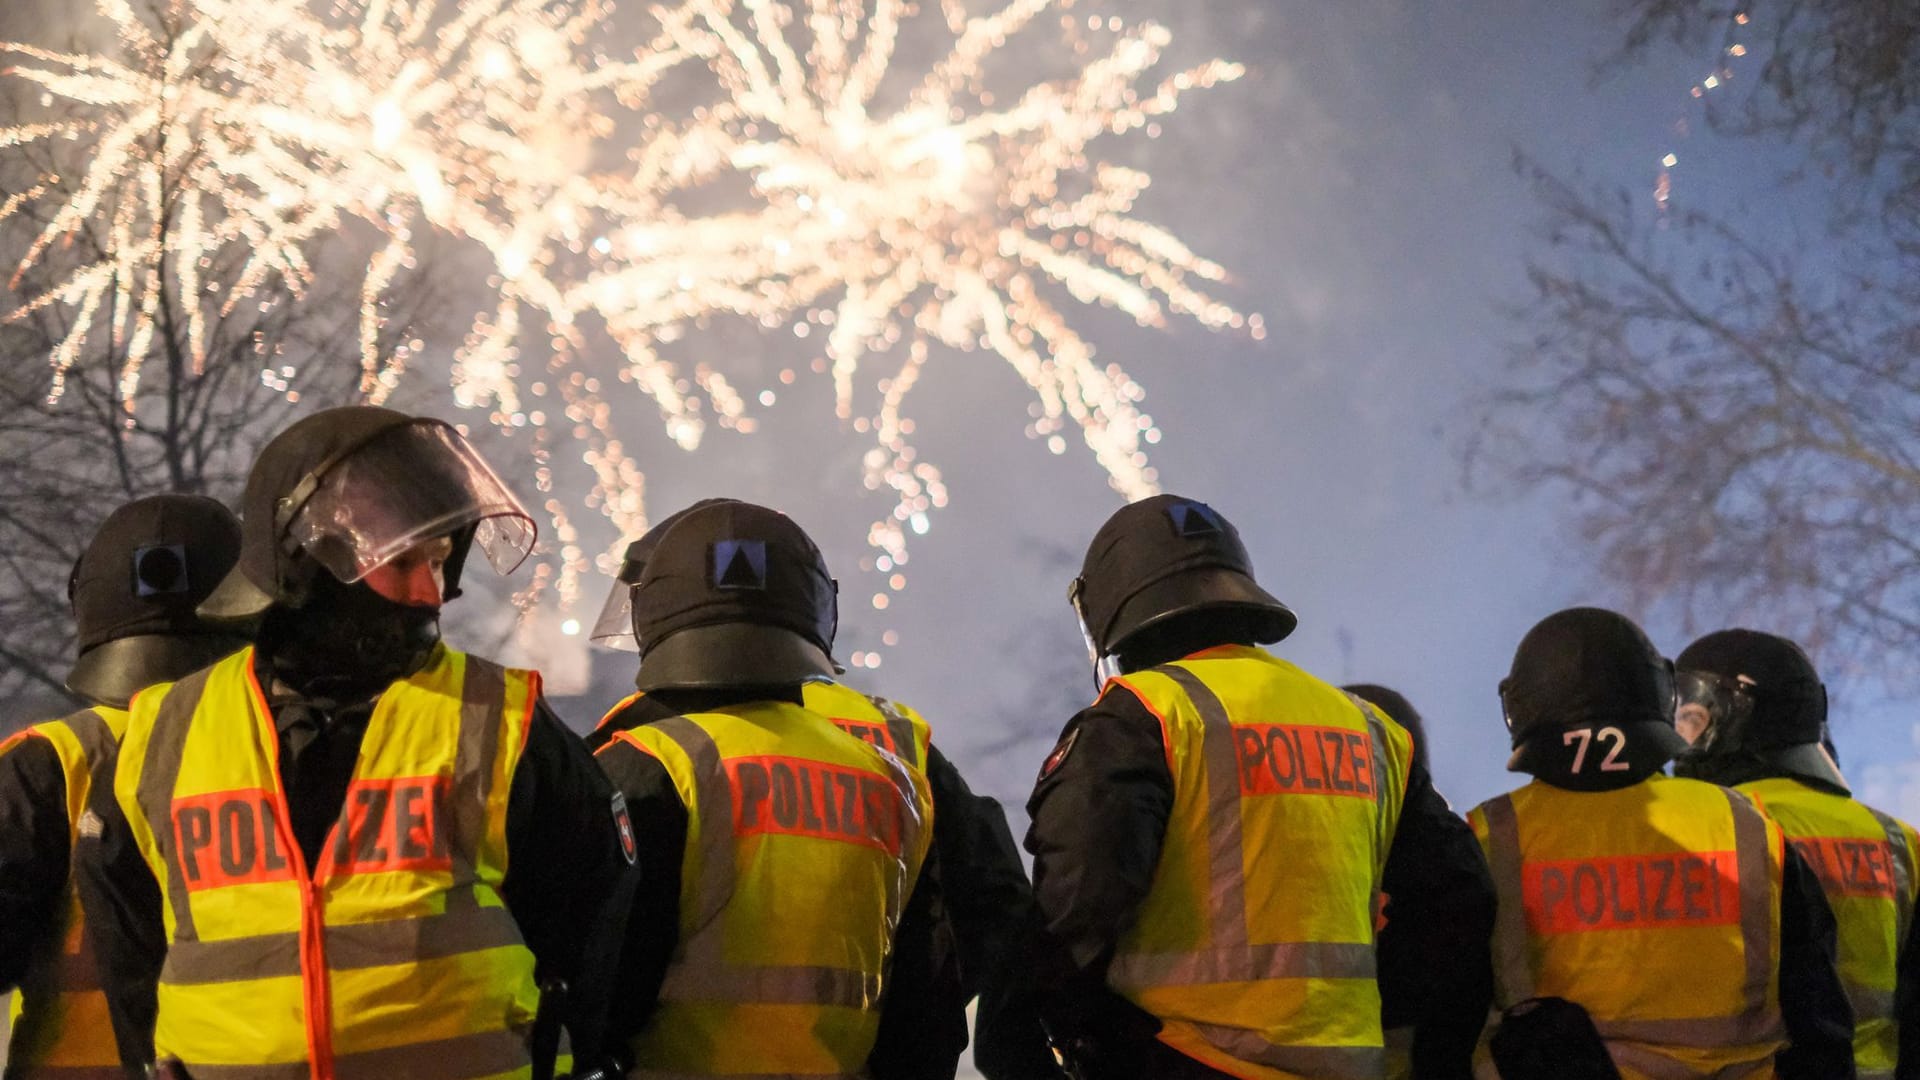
1027;495;1496;1080
0;495;244;1075
74;406;645;1078
1341;683;1437;1080
1467;607;1854;1079
592;499;959;1078
587;498;1056;1079
1674;629;1917;1079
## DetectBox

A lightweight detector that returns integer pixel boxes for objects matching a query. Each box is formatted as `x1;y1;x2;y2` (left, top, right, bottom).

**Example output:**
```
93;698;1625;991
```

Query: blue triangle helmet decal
1167;501;1223;539
712;539;769;590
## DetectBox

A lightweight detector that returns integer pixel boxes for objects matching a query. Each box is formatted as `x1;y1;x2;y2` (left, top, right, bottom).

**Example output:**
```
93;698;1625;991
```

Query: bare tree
0;79;436;714
1473;0;1920;683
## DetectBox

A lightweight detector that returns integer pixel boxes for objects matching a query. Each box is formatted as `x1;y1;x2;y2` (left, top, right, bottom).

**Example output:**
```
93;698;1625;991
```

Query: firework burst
3;0;1254;646
580;0;1255;621
0;0;688;408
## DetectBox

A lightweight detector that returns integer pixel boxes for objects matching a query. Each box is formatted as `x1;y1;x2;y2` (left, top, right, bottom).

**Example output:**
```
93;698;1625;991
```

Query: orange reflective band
170;790;296;892
319;776;452;877
1232;722;1377;799
727;754;907;856
1791;835;1902;900
1522;850;1740;934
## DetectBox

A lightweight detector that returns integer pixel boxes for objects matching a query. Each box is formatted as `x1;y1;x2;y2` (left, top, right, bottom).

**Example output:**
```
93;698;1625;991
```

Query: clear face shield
589;565;643;652
1675;669;1755;753
1068;576;1122;692
279;422;536;589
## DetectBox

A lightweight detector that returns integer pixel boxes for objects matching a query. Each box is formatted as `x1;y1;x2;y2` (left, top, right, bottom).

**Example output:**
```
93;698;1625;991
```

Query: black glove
1490;997;1621;1080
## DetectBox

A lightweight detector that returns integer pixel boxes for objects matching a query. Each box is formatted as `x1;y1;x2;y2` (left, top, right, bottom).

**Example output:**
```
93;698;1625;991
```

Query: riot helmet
630;500;840;691
1501;607;1687;786
66;494;248;707
1070;495;1295;684
589;497;744;651
199;406;535;620
1673;629;1844;792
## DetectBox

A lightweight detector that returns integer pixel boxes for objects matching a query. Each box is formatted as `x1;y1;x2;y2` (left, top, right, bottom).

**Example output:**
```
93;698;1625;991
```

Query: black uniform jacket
0;731;82;992
1024;661;1498;1080
591;685;1058;1080
72;667;649;1070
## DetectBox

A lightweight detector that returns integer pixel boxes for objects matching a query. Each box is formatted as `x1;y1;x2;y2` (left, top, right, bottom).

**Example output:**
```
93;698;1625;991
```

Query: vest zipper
243;656;338;1080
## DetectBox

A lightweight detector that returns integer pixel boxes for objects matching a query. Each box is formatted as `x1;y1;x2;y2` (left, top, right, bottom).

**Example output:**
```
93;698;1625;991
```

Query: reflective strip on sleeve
135;668;215;945
1864;806;1915;946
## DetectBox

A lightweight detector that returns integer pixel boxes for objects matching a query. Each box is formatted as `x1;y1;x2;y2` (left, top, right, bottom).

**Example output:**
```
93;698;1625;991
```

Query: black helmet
630;500;840;691
589;497;745;652
1343;683;1428;773
1071;495;1295;679
66;494;248;707
1502;607;1687;783
200;406;536;619
1674;629;1844;792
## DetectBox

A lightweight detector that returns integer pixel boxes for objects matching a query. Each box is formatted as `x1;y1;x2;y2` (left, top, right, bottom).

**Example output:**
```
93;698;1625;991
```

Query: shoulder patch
611;791;638;866
1039;727;1081;781
79;809;104;840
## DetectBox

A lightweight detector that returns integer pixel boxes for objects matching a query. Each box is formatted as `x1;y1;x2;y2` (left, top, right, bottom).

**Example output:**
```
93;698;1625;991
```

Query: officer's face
362;535;455;607
1675;702;1712;745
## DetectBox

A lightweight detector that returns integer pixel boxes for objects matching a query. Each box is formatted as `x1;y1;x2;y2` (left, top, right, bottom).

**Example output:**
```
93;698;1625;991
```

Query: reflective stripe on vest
1102;647;1412;1080
800;681;931;772
118;646;540;1080
6;707;125;1076
1738;776;1917;1080
1472;778;1786;1080
615;703;933;1077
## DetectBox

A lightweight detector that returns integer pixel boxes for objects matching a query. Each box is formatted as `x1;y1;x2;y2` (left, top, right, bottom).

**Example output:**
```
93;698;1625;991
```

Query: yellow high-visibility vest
609;700;933;1077
598;682;935;772
1101;644;1413;1080
1468;776;1788;1080
115;646;542;1079
801;681;933;773
1739;777;1916;1080
3;707;126;1078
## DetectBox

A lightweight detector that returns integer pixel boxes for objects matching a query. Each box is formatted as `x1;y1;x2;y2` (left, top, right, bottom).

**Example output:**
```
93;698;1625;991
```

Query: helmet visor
284;422;535;584
1676;669;1752;751
590;577;641;651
